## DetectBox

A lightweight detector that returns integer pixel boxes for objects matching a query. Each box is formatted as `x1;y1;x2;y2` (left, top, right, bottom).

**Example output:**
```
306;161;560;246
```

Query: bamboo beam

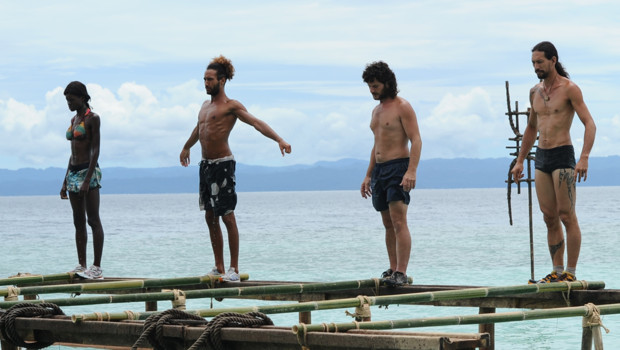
0;278;387;309
292;302;620;334
71;280;603;322
0;273;76;287
0;273;249;297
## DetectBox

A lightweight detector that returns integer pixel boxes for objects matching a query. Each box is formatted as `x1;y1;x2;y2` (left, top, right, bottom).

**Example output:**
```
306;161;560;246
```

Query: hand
79;181;90;197
279;140;292;156
60;186;68;200
400;171;416;192
180;148;191;167
361;177;372;198
575;158;588;182
510;162;524;183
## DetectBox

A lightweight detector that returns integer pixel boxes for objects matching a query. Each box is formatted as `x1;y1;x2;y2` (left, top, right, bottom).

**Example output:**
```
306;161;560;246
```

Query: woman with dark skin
61;81;105;279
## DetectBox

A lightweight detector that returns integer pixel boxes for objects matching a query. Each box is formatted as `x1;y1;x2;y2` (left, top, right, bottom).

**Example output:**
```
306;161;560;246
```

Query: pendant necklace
542;76;556;101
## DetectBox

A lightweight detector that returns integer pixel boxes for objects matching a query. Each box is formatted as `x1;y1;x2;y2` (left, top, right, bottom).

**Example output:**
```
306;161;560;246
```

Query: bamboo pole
71;280;604;323
0;273;249;297
0;273;76;286
0;278;386;309
292;302;620;334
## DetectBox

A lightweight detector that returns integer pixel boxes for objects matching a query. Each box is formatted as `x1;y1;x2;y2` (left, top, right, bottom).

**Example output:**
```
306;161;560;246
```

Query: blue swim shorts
371;158;411;212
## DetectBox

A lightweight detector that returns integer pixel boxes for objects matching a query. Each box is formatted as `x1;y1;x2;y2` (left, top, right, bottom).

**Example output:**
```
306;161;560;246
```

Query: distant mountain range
1;156;619;196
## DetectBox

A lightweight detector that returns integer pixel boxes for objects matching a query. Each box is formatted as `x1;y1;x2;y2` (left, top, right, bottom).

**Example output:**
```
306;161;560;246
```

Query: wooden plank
10;317;488;350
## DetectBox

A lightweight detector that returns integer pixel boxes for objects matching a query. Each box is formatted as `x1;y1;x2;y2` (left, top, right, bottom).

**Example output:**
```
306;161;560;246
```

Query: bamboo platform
1;273;618;350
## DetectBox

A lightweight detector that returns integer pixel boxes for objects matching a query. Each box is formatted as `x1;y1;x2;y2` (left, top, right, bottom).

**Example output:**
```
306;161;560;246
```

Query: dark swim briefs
535;145;576;174
199;156;237;216
371;158;411;212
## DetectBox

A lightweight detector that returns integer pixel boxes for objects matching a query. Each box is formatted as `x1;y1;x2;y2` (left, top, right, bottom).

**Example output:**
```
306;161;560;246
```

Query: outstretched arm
233;102;292;156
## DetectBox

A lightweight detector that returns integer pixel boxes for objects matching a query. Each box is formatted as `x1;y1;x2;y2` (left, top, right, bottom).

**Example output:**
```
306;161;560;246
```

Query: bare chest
370;108;401;132
198;104;236;134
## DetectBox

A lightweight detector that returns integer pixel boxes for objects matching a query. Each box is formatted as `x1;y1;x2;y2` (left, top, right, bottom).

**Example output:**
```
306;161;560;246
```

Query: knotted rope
4;286;20;301
162;289;187;310
0;302;65;349
345;295;372;321
583;303;610;334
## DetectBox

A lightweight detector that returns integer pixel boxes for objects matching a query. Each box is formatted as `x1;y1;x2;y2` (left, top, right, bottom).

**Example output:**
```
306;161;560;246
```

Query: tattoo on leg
558;169;575;211
549;239;564;260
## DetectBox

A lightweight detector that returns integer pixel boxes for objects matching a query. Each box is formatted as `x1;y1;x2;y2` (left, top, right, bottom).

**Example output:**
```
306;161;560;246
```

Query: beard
207;84;220;96
536;70;549;80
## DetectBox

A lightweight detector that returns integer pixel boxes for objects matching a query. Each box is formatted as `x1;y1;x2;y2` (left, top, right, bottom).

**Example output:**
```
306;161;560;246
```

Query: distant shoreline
1;156;619;196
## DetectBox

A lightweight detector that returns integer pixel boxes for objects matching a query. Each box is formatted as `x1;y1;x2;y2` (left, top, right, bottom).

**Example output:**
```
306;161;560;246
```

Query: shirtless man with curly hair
360;61;422;286
180;56;291;281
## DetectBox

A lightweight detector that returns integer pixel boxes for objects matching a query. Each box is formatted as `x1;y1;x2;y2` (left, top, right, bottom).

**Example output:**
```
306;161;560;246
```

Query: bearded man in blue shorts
360;61;422;286
512;41;596;283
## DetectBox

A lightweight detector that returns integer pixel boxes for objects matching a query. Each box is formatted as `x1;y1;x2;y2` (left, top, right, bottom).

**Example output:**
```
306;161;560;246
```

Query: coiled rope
188;312;273;350
131;309;273;350
0;303;65;349
131;308;206;350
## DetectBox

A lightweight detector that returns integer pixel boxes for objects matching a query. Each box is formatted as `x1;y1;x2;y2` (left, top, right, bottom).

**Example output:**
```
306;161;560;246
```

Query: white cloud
420;87;503;158
1;0;619;169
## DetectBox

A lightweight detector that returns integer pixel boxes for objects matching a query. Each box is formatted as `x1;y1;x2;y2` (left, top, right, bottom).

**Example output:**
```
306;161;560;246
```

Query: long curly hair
362;61;398;99
207;55;235;81
532;41;569;79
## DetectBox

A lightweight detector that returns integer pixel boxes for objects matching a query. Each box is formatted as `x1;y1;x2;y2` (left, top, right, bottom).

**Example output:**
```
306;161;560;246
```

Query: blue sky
1;1;618;170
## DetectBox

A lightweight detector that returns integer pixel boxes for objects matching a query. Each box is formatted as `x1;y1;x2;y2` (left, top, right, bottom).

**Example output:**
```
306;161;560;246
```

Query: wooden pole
581;326;593;350
145;301;157;312
299;311;311;324
478;307;495;350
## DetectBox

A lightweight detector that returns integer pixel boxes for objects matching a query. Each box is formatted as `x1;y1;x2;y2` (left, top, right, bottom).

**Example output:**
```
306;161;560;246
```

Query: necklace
542;76;556;101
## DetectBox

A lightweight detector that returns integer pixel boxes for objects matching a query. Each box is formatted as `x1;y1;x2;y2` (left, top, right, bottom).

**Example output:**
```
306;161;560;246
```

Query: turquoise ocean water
1;187;619;349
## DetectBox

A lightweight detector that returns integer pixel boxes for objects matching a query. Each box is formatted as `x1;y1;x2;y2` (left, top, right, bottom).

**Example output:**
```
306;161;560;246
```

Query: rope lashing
583;303;610;334
163;289;187;310
0;302;64;349
295;323;310;350
4;286;19;301
371;277;381;296
561;281;573;306
345;295;372;321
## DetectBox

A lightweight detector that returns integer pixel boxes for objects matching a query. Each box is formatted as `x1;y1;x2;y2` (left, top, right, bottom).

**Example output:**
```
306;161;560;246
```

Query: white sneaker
222;267;240;282
70;265;86;273
207;267;223;277
76;265;103;280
